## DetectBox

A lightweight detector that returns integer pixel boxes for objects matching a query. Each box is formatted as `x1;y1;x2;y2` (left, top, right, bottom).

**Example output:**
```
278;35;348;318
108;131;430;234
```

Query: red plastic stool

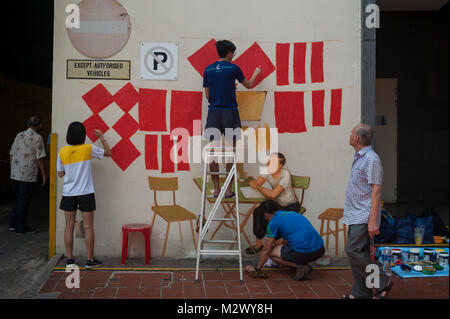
121;223;151;265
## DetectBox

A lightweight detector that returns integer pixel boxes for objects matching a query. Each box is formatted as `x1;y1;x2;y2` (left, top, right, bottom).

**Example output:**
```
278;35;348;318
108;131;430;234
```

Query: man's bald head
354;123;373;146
27;116;41;128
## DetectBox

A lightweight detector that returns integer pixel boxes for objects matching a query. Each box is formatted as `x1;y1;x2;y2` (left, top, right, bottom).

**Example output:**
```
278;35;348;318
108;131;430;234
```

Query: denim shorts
204;107;241;141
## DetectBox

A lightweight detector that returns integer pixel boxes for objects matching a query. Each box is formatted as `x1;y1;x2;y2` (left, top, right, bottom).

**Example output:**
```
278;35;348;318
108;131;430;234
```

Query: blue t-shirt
203;61;245;109
267;211;324;254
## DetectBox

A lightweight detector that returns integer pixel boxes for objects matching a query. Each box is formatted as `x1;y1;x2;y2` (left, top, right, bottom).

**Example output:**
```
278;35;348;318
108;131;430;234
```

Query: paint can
423;249;434;262
409;248;420;263
391;249;402;262
435;249;445;264
439;253;449;267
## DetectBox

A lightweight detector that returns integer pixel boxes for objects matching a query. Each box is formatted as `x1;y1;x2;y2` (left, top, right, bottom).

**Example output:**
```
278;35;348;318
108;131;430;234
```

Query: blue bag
393;216;414;244
375;210;396;243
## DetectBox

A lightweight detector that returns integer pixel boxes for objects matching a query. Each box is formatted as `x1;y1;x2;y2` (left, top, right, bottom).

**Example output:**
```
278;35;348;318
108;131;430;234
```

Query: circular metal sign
67;0;131;59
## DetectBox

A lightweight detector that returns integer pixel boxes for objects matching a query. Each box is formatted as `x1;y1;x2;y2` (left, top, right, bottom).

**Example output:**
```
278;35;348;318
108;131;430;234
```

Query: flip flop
341;294;359;299
249;270;268;278
225;192;235;199
245;245;264;255
373;280;394;299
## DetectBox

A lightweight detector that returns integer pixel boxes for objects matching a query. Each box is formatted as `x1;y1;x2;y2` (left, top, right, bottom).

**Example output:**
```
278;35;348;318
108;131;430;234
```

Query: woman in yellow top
57;122;111;268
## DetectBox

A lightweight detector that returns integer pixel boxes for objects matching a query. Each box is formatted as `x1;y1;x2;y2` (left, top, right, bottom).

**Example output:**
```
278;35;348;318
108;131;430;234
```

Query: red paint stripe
276;43;290;86
274;91;306;133
138;88;167;132
329;89;343;125
144;135;159;170
161;135;175;174
293;43;307;84
311;42;324;83
311;90;325;127
174;136;190;171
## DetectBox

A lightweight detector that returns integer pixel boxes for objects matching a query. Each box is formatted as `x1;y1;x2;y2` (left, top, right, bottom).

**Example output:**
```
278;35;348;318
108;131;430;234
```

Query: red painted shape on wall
311;42;324;83
170;90;202;136
83;113;109;142
293;43;307;84
161;134;175;174
173;135;190;171
113;82;139;113
329;89;343;125
276;43;290;86
311;90;325;127
112;113;139;139
233;42;275;88
187;39;218;77
144;135;159;170
274;91;306;133
82;84;114;114
111;139;141;171
138;88;167;132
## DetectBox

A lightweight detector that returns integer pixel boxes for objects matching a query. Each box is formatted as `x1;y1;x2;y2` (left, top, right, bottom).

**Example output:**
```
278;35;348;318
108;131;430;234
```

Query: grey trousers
345;224;390;298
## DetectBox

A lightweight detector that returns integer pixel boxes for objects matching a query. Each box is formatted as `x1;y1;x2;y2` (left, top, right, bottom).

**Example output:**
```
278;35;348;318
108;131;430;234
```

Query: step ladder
195;146;243;283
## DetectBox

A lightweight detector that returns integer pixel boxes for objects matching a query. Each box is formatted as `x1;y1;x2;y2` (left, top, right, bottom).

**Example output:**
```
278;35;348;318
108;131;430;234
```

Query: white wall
53;0;361;258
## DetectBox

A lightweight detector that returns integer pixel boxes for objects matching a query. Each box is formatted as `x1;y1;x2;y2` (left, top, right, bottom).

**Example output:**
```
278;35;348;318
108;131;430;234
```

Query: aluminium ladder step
199;249;240;255
202;240;238;244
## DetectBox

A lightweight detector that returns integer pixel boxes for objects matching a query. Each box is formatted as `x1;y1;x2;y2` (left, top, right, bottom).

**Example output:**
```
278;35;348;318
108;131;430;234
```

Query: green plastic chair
291;175;311;215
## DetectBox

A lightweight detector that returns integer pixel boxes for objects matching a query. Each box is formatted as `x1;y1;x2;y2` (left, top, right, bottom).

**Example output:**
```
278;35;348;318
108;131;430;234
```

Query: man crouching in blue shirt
247;200;325;281
203;40;261;198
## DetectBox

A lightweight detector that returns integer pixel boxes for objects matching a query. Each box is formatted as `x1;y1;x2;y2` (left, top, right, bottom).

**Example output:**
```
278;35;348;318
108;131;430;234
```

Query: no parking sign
140;42;178;80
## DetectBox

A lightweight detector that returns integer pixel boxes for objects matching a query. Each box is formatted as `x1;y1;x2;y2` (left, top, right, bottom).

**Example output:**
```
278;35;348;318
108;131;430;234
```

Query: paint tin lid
410;248;420;253
392;249;402;254
423;249;434;253
413;265;423;272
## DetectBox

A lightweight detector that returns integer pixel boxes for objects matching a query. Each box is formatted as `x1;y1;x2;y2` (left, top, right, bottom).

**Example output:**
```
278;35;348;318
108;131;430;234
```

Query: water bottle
382;249;392;276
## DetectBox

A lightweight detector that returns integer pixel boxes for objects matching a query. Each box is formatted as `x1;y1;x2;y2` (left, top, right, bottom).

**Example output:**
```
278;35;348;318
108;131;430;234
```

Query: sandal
341;294;359;299
245;245;264;255
225;192;235;199
373;280;394;299
249;270;268;278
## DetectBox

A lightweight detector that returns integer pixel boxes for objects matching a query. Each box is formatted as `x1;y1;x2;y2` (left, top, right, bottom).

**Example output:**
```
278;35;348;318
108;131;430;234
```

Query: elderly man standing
342;123;393;299
9;116;47;234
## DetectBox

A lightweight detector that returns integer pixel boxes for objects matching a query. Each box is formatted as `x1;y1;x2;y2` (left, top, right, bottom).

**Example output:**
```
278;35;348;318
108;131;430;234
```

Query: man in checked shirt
341;124;393;299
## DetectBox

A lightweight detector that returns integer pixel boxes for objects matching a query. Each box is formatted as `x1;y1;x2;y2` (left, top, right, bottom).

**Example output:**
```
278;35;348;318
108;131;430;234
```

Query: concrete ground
0;185;60;299
37;268;449;299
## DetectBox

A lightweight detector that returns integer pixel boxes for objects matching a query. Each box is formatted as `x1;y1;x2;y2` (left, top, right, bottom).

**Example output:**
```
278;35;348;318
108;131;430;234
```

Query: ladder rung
202;240;238;244
199;250;240;255
211;218;237;221
206;171;233;176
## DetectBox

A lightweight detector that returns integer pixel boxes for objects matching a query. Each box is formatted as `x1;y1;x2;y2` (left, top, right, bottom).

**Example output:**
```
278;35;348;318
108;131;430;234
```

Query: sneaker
293;264;312;281
9;226;15;231
16;227;37;235
66;258;77;267
85;258;103;268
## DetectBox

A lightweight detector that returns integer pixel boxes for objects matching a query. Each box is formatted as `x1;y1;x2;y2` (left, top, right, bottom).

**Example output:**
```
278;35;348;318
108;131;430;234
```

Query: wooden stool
318;208;347;256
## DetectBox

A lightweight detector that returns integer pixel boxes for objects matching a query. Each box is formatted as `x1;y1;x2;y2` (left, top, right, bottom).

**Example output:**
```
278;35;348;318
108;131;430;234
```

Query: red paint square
293;43;307;84
233;42;275;88
187;39;219;77
276;43;290;86
113;113;139;139
139;88;167;132
312;90;325;127
161;135;175;174
274;91;306;133
83;113;109;142
311;42;324;83
82;84;114;114
145;135;158;170
170;90;202;136
329;89;343;125
113;82;139;113
172;135;190;171
111;139;141;171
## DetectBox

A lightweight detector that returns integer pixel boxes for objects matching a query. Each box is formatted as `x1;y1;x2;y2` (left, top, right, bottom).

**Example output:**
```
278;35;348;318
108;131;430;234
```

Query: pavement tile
247;285;271;294
92;288;117;298
205;280;225;288
117;288;140;299
139;287;160;299
227;286;249;295
203;271;223;280
39;279;59;293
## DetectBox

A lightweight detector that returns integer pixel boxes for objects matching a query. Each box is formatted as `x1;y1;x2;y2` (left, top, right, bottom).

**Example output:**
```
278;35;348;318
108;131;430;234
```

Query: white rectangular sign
140;42;178;80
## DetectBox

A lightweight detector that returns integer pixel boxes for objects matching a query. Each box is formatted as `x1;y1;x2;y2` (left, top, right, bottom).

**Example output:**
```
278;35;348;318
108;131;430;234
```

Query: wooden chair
318;208;347;256
148;176;197;256
291;175;310;215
